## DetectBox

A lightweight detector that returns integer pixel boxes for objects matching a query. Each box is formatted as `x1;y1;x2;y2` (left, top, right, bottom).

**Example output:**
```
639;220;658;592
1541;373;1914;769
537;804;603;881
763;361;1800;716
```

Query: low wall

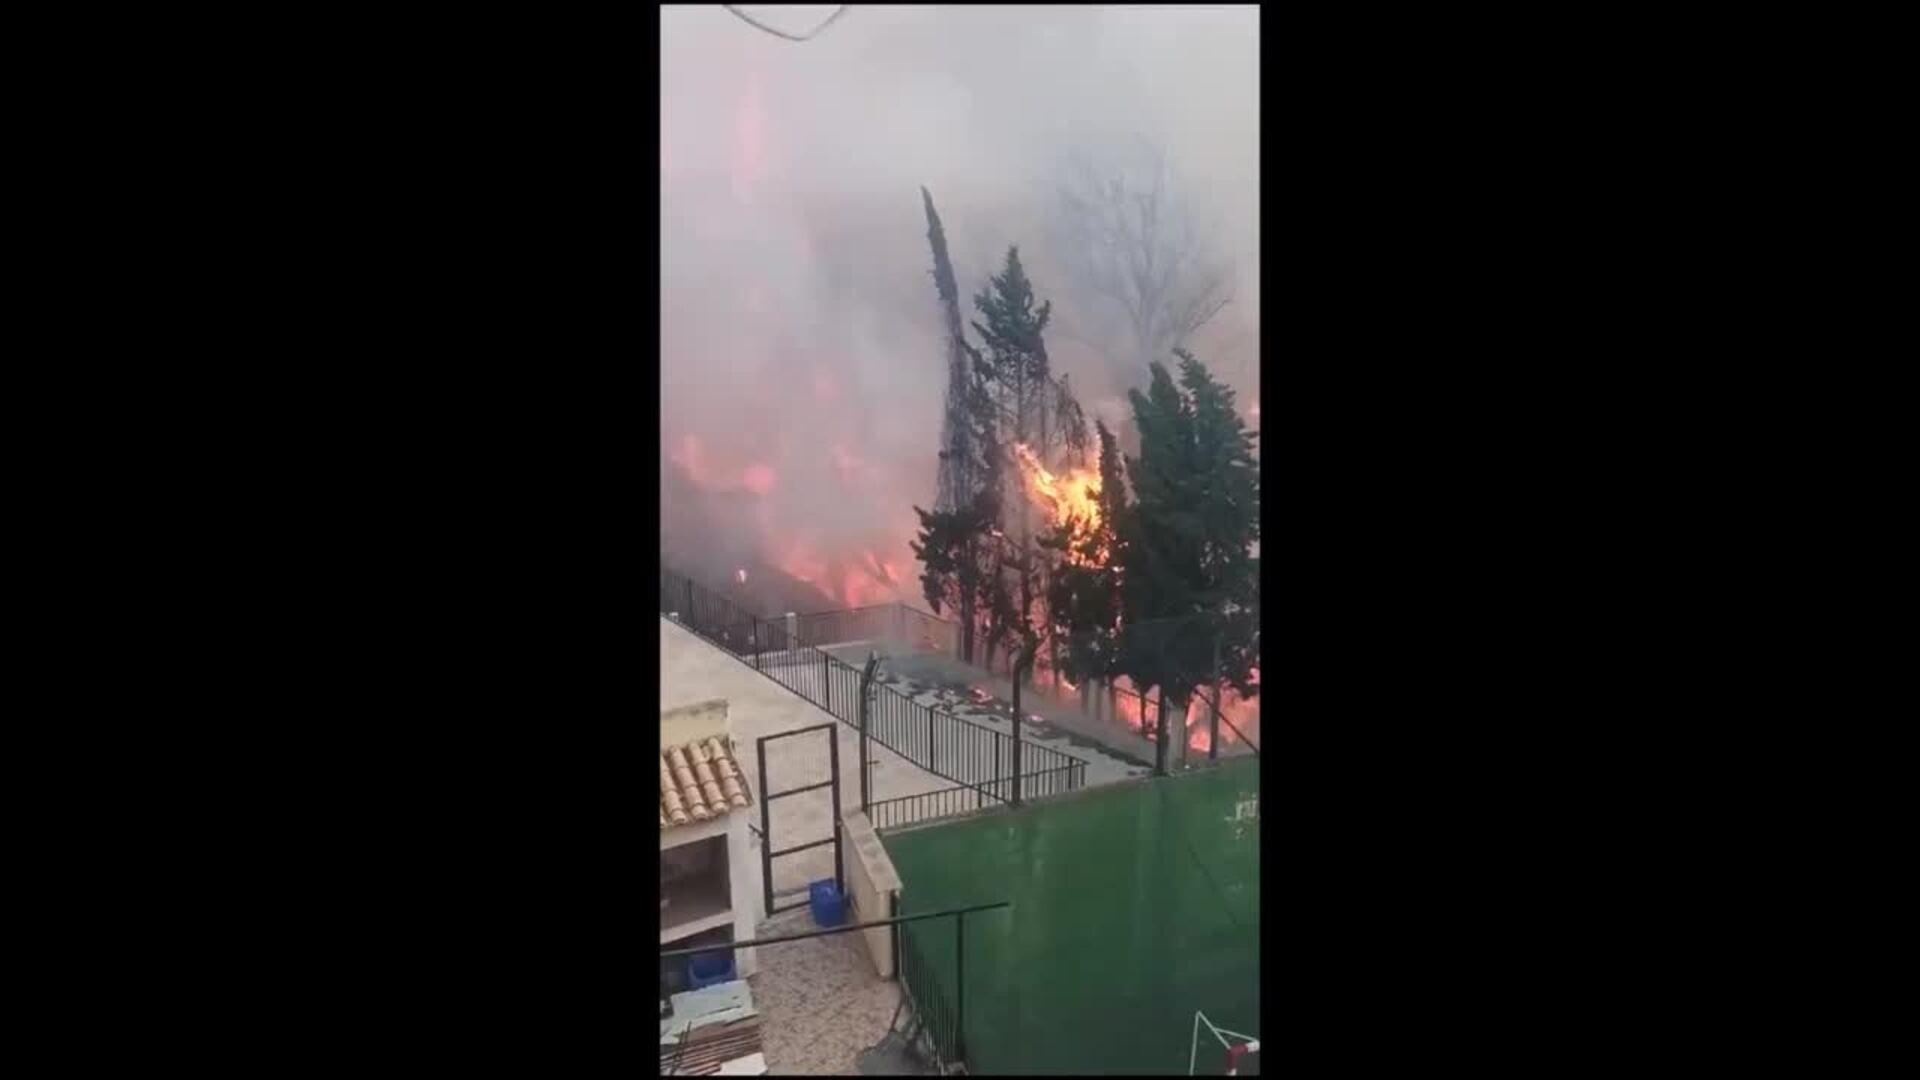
662;697;729;747
839;810;901;978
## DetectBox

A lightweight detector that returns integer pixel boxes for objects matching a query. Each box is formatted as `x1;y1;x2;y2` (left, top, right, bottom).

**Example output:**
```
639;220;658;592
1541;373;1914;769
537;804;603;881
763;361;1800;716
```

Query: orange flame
672;434;778;498
771;537;908;610
774;537;828;586
1011;443;1105;564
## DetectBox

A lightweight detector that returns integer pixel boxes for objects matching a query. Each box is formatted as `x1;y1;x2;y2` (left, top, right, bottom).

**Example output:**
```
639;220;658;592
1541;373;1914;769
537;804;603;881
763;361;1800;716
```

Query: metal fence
866;764;1084;832
936;609;1262;760
857;665;1086;803
662;564;1089;811
893;893;969;1073
785;604;898;650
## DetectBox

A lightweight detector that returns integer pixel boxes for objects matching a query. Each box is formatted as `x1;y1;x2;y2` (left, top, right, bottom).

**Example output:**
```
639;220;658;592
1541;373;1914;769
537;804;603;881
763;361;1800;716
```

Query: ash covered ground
826;643;1159;783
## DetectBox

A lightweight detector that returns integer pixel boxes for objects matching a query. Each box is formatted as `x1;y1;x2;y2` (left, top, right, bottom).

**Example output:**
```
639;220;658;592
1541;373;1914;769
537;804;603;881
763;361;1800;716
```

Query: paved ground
746;905;904;1075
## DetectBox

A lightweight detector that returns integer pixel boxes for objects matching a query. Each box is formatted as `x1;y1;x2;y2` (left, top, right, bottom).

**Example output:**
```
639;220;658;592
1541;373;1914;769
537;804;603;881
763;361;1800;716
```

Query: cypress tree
1117;350;1260;767
924;187;976;514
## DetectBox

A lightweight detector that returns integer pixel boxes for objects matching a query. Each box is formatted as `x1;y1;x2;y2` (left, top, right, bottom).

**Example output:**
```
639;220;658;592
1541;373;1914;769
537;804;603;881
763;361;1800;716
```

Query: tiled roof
661;735;752;830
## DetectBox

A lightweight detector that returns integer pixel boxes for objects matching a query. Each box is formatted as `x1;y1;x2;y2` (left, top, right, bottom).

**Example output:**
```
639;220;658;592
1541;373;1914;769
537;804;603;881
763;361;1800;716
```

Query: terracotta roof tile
661;734;751;830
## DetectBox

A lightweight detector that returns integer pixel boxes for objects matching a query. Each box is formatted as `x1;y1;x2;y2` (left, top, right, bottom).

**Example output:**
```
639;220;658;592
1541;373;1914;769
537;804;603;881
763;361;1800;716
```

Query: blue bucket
809;879;845;927
686;950;736;989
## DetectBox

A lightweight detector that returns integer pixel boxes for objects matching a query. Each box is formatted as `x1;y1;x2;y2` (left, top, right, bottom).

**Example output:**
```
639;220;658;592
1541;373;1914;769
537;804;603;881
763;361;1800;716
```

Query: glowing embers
1107;673;1259;754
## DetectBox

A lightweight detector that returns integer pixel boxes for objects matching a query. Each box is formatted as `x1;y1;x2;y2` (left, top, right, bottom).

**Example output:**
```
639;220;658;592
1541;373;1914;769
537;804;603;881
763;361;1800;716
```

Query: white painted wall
661;694;766;976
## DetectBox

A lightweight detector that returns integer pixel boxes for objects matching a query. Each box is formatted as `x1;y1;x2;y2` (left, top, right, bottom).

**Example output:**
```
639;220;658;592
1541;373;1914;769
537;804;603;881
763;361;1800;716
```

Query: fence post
889;891;900;982
928;706;937;773
955;912;967;1065
751;618;760;669
758;735;774;918
859;653;878;813
1011;642;1035;806
1209;632;1222;762
829;727;845;895
992;737;1001;805
685;580;695;630
822;652;831;711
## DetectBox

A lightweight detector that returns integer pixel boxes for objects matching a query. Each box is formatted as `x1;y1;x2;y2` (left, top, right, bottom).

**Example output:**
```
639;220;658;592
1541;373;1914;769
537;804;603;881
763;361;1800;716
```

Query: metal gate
756;722;846;916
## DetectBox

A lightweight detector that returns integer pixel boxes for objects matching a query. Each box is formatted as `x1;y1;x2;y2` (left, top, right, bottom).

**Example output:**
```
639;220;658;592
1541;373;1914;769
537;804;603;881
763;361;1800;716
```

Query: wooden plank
661;1026;761;1070
666;1046;764;1075
668;1032;759;1054
671;1020;760;1047
665;1033;762;1062
668;1032;761;1059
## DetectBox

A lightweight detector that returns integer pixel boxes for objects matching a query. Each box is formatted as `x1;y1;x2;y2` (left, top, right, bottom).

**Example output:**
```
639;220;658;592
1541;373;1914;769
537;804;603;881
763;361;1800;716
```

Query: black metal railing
786;605;895;650
866;764;1086;831
895;895;966;1071
856;656;1088;801
662;564;1090;810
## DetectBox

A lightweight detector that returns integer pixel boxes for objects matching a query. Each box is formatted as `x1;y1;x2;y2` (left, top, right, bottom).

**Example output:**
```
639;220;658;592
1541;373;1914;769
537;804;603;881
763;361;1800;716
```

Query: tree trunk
1154;692;1168;775
1209;634;1224;761
1165;694;1189;772
959;594;975;663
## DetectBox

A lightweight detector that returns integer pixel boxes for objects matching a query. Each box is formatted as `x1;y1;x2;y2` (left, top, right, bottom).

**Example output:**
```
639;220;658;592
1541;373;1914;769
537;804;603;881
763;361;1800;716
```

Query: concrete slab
746;906;903;1075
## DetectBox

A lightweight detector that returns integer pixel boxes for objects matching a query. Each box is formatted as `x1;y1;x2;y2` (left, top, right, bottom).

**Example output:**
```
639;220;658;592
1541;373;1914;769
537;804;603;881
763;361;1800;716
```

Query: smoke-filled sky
661;4;1259;611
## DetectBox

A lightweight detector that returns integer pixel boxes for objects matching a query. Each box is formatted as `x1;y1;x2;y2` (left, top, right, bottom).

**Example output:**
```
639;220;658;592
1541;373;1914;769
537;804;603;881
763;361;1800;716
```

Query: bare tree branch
1049;136;1238;369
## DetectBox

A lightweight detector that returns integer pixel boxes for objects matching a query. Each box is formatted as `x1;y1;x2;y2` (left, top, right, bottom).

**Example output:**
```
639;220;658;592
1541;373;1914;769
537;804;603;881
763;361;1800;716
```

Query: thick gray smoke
661;5;1259;611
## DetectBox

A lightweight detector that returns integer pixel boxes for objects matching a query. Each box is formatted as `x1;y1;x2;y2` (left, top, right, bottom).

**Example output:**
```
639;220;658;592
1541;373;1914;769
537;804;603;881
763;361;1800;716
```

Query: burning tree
912;217;1095;671
925;187;976;517
1117;350;1261;770
967;247;1093;668
1043;419;1130;711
